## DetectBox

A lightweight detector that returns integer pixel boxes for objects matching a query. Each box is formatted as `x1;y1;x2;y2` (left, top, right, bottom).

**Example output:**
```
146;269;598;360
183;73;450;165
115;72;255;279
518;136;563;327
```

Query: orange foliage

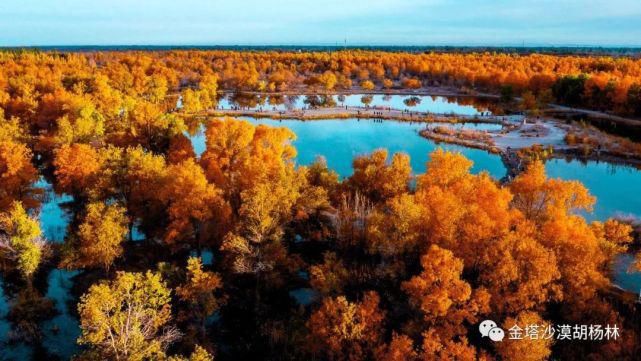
348;149;411;203
53;143;103;197
307;291;385;361
0;140;39;210
160;159;229;248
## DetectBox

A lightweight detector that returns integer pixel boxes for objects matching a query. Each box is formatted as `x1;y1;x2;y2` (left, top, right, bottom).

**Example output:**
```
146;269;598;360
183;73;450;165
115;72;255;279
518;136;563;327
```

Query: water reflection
289;288;318;306
545;158;641;221
216;93;497;115
34;177;72;243
0;277;34;361
41;270;81;360
613;254;641;294
545;158;641;293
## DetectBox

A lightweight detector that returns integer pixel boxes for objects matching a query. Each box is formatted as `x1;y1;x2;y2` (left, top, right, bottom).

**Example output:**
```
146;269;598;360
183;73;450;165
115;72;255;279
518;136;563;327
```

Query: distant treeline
1;45;640;56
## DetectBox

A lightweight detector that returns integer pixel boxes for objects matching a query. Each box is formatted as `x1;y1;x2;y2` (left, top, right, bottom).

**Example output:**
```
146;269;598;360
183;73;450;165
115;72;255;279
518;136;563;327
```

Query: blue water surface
190;117;506;179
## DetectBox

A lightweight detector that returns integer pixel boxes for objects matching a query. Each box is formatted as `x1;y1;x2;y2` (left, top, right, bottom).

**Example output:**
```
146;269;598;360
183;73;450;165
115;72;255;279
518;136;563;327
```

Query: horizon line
2;44;641;50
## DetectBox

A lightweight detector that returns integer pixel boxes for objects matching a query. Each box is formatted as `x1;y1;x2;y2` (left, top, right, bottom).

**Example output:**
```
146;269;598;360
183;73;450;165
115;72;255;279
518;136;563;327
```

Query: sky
0;0;640;47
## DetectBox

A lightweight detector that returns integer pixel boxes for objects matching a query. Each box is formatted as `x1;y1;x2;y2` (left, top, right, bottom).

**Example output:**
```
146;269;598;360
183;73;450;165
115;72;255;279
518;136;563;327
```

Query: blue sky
0;0;640;46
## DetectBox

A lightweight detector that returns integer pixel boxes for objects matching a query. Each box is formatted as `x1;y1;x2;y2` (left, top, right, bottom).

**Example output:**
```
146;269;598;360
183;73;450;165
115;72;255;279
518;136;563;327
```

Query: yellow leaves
420;329;476;361
182;257;222;294
129;99;162;127
0;140;39;210
310;252;349;296
203;118;296;188
520;90;538;112
505;160;610;307
414;161;513;262
500;161;609;308
402;245;471;320
145;74;169;104
418;148;473;190
176;256;224;319
181;88;204;113
202;118;301;246
401;78;422;89
0;114;27;143
601;218;633;245
480;230;562;314
317;71;338;90
349;149;411;202
167;345;215;361
540;216;609;300
78;271;177;360
510;160;595;222
220;233;251;255
201;117;257;192
307;291;385;361
187;346;214;361
238;181;290;244
294;179;331;220
306;156;339;191
0;141;34;180
125;145;168;205
367;193;422;256
67;201;128;270
221;176;301;273
496;311;553;361
53;94;106;145
591;218;634;258
54;143;166;206
0;201;44;279
252;123;297;169
53;143;102;196
415;185;466;250
168;133;196;164
126;100;186;149
360;80;375;90
3;49;641;361
382;78;394;89
457;173;514;243
200;74;219;100
376;333;417;361
3;200;41;243
161;159;228;247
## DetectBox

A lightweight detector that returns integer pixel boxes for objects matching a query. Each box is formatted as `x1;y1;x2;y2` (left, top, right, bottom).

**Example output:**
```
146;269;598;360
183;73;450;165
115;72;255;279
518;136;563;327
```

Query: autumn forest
1;49;641;361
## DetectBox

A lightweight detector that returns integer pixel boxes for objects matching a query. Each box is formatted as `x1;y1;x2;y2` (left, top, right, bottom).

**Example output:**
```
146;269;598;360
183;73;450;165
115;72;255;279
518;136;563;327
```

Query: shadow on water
0;277;33;361
613;254;641;295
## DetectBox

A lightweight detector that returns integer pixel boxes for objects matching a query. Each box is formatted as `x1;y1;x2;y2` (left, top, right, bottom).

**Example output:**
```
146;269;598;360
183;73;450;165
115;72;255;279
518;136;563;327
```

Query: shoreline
198;104;512;124
190;104;641;181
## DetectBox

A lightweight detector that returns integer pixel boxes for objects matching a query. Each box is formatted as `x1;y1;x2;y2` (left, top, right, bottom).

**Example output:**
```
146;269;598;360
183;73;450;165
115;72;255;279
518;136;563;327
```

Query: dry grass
565;122;641;159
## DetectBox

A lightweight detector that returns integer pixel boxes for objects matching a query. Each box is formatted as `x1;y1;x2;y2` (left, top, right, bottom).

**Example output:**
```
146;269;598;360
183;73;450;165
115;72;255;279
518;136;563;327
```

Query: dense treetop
0;50;640;360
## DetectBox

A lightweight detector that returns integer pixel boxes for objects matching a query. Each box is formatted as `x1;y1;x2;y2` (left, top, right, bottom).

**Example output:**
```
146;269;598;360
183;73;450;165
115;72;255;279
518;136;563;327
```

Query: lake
546;158;641;294
217;93;494;115
545;158;641;222
189;116;641;222
189;117;506;179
